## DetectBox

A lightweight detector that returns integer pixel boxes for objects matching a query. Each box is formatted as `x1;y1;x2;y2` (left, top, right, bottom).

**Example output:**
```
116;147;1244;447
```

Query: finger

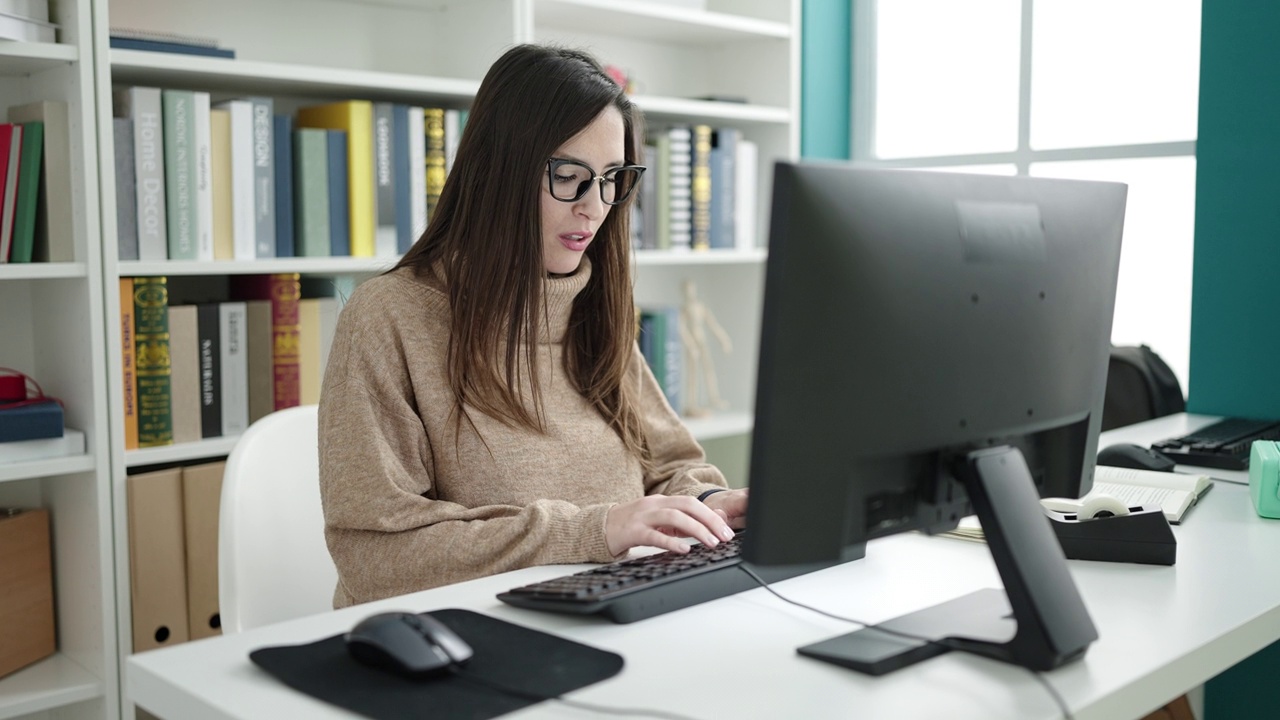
642;528;690;554
671;496;736;541
651;508;724;547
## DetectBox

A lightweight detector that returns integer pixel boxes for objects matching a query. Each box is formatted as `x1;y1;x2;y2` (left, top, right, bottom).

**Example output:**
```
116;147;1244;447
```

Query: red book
231;273;301;410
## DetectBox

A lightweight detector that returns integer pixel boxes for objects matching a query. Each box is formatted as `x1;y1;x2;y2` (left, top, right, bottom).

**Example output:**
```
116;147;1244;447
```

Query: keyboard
1151;417;1280;470
497;533;826;623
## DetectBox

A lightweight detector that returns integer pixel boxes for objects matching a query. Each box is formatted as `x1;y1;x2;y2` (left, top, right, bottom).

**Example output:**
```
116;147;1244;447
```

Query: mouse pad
249;609;624;720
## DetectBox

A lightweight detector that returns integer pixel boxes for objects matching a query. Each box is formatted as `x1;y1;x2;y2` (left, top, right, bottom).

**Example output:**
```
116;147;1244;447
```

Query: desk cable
737;565;1074;720
448;668;706;720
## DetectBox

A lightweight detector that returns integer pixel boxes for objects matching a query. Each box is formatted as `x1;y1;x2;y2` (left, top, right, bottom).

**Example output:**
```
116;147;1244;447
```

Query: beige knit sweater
318;258;728;607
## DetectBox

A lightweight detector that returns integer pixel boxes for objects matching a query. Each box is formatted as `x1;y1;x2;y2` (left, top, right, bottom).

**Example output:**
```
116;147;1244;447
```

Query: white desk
128;414;1280;720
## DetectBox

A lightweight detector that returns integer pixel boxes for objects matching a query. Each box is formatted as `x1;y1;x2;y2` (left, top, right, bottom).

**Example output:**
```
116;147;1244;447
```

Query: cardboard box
0;508;56;678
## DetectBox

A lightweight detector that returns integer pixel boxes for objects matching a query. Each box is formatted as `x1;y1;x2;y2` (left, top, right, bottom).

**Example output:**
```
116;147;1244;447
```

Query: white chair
219;404;338;633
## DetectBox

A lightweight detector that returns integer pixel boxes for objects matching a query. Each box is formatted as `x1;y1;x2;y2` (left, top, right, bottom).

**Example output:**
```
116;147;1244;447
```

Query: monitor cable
448;667;706;720
737;565;1074;720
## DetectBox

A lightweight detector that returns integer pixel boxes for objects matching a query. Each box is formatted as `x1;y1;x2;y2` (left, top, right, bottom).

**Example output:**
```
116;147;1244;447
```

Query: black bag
1102;344;1186;431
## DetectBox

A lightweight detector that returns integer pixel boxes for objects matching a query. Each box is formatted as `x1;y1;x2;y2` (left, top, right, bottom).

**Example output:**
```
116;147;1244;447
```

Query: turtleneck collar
540;256;592;344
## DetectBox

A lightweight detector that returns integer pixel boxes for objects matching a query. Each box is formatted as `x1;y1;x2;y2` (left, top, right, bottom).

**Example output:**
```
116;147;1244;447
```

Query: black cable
450;667;705;720
737;565;1075;720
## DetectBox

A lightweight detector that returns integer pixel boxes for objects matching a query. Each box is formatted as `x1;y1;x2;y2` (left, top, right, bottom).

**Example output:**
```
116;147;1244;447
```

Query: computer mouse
345;611;473;678
1097;443;1176;473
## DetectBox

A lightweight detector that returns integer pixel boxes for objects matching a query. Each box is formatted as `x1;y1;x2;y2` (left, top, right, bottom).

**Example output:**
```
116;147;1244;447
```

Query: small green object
1248;440;1280;518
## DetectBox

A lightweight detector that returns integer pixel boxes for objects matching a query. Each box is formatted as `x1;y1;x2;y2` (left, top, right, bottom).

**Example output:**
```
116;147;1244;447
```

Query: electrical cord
449;667;706;720
737;565;1075;720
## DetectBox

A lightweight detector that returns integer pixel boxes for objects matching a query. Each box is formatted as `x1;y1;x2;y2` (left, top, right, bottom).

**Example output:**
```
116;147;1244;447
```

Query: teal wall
801;0;851;160
1187;2;1280;419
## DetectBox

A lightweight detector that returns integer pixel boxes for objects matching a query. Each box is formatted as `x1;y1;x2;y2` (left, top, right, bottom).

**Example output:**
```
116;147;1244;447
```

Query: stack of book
2;100;75;264
0;377;85;465
0;0;57;43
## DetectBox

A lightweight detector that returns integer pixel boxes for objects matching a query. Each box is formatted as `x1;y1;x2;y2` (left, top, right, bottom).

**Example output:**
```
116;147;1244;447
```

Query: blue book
0;401;64;443
326;130;350;257
109;37;237;59
273;115;295;257
391;104;414;254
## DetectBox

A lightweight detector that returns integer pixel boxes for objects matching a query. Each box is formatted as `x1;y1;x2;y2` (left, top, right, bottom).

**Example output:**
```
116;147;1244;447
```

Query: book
423;107;445;224
325;130;350;257
690;124;712;251
406;106;426;244
734;139;757;250
292;128;329;257
244;299;273;426
120;278;138;449
219;302;249;436
390;104;413;254
116;87;167;261
273;115;294;258
193;92;213;261
372;103;397;257
196;303;222;439
0;124;18;261
0;427;85;464
7;119;42;263
213;99;255;260
108;36;235;59
296;100;375;257
209;108;233;260
1043;466;1214;525
162;90;197;260
8;101;74;262
133;276;172;447
0;400;62;443
708;127;739;250
113;118;139;261
249;97;275;259
167;305;201;444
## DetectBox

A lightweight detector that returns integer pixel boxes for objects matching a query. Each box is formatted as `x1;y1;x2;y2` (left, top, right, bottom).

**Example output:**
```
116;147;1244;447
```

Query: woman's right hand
604;495;737;557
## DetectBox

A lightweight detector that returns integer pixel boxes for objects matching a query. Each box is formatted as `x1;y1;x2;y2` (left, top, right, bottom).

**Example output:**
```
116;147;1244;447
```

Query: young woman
318;44;748;607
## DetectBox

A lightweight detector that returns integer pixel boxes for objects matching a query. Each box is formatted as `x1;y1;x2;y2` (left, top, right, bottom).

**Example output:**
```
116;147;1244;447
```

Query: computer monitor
742;162;1127;675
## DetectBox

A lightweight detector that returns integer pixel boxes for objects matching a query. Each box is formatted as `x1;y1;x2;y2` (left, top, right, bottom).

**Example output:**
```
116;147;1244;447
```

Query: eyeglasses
546;158;646;205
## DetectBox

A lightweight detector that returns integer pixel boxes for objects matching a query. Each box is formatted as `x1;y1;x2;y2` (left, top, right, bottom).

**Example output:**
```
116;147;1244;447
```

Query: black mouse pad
249;609;624;720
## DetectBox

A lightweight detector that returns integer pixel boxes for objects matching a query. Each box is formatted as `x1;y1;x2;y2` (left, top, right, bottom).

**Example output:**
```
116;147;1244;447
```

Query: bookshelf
0;1;119;719
79;1;797;718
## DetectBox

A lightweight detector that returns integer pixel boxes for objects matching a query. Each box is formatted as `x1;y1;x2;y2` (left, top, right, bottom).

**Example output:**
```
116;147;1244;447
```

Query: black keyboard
1151;417;1280;470
497;533;826;623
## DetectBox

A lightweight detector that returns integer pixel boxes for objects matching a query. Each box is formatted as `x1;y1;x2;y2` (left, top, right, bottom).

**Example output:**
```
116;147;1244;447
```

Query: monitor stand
798;445;1099;675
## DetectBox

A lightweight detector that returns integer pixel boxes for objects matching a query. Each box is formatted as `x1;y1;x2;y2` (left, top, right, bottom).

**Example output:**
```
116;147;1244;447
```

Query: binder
127;468;190;652
182;461;226;640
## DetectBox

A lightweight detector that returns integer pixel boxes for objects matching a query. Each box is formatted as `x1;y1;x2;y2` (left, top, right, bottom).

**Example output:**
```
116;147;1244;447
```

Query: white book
443;108;461;175
0;428;85;464
407;107;427;240
734;139;757;250
214;100;256;261
1043;466;1213;525
219;301;249;437
193;92;214;261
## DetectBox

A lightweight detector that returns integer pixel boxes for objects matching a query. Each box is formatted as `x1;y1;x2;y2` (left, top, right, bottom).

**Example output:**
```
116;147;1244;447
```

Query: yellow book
297;298;323;405
209;108;234;260
296;100;375;257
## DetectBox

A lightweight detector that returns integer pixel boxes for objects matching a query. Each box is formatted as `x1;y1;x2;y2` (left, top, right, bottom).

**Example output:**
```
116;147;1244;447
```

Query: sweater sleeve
318;290;617;607
630;345;730;498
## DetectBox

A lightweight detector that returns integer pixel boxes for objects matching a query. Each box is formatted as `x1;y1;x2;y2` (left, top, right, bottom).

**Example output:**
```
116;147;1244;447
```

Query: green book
9;121;44;264
293;128;330;257
163;90;198;260
134;276;174;447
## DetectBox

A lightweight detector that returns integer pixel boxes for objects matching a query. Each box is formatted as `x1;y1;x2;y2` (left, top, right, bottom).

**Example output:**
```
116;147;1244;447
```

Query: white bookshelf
79;1;798;717
0;1;118;719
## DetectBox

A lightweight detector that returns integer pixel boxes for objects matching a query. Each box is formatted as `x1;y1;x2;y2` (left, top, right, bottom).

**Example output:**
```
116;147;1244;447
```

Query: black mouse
345;611;473;678
1097;443;1176;472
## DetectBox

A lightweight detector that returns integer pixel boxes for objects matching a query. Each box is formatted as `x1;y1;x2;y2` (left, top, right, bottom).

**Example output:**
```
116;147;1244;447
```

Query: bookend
799;446;1099;675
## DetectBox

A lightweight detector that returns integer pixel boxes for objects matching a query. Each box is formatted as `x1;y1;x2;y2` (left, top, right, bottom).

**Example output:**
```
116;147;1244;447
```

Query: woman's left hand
701;488;749;529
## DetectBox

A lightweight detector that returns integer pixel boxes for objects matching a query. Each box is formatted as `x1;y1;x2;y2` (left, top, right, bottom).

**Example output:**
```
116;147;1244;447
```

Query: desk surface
128;414;1280;720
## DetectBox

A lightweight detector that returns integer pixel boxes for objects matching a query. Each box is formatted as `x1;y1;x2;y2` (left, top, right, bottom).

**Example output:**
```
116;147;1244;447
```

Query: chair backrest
219;404;337;633
1102;344;1187;431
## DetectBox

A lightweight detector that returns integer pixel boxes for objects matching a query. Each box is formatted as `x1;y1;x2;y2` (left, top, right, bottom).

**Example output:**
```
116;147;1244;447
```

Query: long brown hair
395;44;650;465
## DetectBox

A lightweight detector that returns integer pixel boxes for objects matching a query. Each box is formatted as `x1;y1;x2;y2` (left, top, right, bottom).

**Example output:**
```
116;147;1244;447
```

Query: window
853;0;1201;389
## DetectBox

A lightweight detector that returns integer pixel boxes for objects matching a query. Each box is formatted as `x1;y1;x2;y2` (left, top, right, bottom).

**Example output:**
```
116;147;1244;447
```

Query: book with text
1045;466;1214;525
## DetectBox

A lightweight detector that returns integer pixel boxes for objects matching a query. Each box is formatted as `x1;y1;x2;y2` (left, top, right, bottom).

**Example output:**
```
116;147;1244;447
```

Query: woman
319;44;747;607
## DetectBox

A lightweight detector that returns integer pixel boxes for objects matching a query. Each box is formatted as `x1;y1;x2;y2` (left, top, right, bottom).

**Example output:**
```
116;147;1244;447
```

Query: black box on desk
0;508;56;678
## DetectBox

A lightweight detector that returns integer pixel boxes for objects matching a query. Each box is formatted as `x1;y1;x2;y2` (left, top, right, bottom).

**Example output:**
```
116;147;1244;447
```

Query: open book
1042;466;1213;525
939;466;1214;543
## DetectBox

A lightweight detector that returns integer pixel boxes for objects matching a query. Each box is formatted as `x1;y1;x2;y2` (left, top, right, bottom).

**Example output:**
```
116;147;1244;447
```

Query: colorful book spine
423;108;446;224
690;124;713;252
133;276;173;447
120;278;138;450
7;100;74;262
296;100;375;257
1;123;18;261
162;90;197;260
231;273;301;411
8;120;42;263
667;126;692;251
